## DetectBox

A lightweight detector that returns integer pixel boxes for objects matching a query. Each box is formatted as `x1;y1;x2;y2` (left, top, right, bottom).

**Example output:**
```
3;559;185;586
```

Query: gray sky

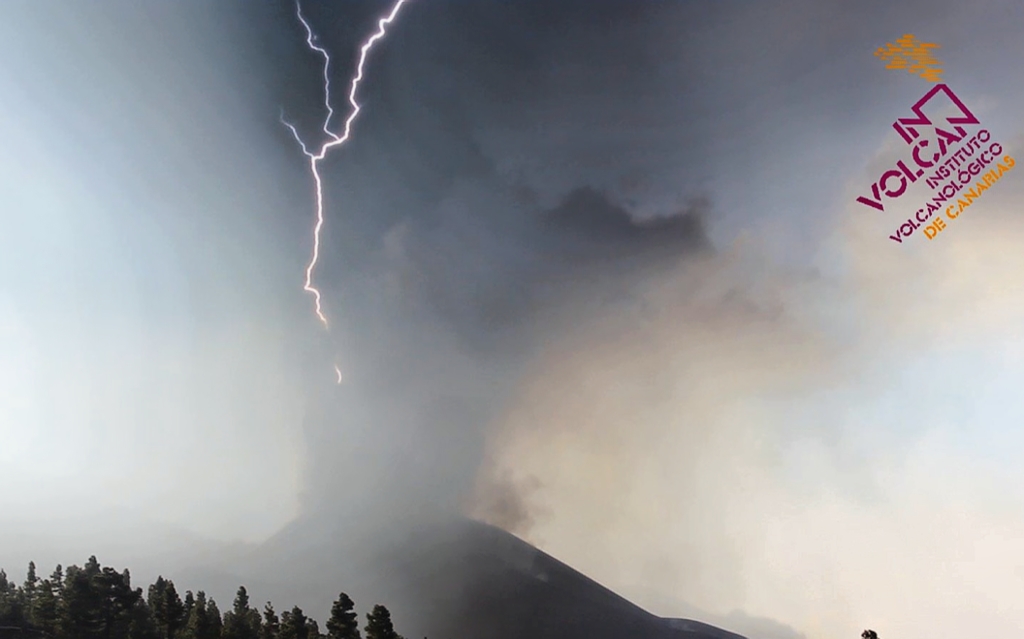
3;2;1024;639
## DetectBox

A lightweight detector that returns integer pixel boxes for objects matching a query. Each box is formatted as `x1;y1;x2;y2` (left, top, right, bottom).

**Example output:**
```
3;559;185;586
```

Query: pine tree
325;594;360;639
0;569;27;628
278;607;307;639
207;598;223;639
180;591;220;639
50;565;65;622
232;589;249;614
84;557;101;579
182;591;195;631
62;563;102;639
223;587;258;639
50;564;67;633
147;578;167;639
258;604;279;639
363;606;400;639
148;577;187;639
180;592;202;639
127;596;160;639
32;578;59;634
23;561;39;615
303;618;319;639
51;565;65;596
94;566;140;639
245;605;262;639
165;582;185;639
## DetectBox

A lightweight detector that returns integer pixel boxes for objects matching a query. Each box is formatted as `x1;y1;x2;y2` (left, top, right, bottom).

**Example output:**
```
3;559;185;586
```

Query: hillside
204;515;752;639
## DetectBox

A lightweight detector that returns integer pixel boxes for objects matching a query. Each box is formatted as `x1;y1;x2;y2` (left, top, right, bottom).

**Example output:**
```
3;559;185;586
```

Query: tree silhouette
325;594;359;639
259;604;279;639
223;587;259;639
279;607;307;639
0;557;409;639
363;606;400;639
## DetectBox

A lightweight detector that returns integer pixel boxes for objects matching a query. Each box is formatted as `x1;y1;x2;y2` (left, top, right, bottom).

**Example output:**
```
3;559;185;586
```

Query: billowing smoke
298;172;712;534
466;470;544;538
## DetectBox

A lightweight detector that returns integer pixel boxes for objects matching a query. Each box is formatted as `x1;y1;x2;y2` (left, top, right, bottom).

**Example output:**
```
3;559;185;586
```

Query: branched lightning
282;0;412;383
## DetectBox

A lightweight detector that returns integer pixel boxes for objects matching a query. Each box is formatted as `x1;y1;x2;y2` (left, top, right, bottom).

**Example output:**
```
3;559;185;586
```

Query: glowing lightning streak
281;0;412;383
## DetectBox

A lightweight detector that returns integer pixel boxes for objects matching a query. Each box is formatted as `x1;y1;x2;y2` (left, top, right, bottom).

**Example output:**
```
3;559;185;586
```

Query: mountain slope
204;515;750;639
380;517;749;639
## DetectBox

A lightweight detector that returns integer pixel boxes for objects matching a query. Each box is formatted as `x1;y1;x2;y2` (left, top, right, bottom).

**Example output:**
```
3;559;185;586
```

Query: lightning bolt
282;0;412;383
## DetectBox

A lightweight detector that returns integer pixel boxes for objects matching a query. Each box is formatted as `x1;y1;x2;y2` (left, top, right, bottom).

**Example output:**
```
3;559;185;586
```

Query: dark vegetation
0;521;754;639
0;558;405;639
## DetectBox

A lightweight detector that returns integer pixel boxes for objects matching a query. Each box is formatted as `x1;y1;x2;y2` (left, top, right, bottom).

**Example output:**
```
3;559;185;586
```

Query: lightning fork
282;0;413;380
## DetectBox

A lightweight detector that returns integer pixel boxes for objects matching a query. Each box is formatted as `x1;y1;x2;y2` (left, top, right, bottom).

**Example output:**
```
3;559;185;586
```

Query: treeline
0;557;407;639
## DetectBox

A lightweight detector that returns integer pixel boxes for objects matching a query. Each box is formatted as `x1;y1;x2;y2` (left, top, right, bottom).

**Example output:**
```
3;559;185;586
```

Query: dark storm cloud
295;179;712;534
227;0;893;583
226;0;725;536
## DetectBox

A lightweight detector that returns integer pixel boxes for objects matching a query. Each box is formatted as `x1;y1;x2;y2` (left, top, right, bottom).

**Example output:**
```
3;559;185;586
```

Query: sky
2;1;1024;639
